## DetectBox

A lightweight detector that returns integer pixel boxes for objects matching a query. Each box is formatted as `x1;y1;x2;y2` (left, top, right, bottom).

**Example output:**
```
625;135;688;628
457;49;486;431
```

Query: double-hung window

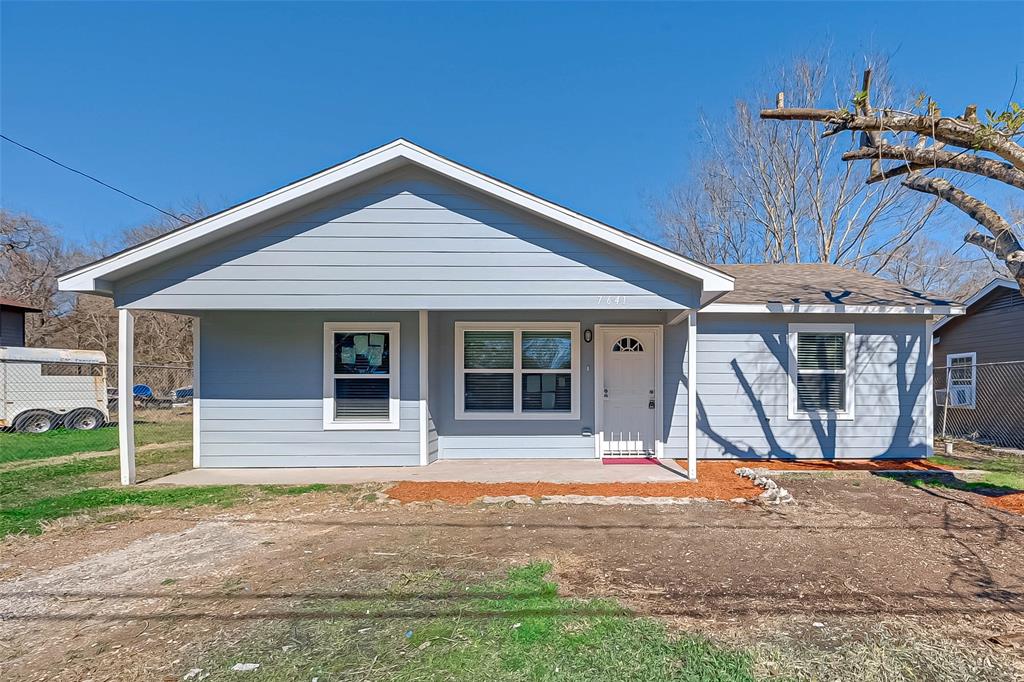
455;322;580;420
946;352;976;409
323;322;400;430
787;323;855;420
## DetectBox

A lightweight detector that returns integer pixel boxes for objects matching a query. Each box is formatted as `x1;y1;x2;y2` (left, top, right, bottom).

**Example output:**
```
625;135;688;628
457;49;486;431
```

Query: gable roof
703;264;964;315
58;139;734;297
933;277;1017;331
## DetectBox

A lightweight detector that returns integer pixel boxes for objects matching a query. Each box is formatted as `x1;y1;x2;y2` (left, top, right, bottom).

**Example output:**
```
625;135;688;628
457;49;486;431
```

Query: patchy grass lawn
932;450;1024;489
891;449;1024;515
0;443;340;537
191;563;755;682
0;420;192;465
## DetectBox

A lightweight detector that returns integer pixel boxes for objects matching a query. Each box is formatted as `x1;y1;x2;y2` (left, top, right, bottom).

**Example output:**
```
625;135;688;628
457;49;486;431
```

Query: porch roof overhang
57;139;734;304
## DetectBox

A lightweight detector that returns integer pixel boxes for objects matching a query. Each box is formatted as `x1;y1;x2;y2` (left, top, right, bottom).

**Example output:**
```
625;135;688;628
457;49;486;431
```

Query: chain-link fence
0;357;193;451
935;359;1024;452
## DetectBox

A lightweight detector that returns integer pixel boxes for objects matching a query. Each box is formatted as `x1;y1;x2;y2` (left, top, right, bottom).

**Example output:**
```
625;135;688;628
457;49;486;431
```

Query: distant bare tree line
1;207;200;364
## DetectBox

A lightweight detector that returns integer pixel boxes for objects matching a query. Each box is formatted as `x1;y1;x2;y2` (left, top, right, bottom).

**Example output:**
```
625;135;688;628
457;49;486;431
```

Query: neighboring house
933;277;1023;444
0;298;41;347
57;140;961;482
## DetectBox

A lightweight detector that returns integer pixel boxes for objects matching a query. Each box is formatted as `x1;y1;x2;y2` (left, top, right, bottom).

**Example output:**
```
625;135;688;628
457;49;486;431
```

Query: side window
788;324;854;419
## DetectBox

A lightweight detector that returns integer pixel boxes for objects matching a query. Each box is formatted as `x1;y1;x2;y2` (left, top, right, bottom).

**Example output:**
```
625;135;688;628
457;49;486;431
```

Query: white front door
598;327;659;456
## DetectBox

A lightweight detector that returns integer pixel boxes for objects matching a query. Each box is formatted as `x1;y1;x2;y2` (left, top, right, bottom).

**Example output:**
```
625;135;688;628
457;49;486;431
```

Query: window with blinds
323;323;399;429
457;324;579;419
788;325;854;419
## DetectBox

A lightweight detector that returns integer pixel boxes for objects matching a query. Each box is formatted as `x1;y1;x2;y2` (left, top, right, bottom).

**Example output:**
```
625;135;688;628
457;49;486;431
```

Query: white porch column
418;310;429;465
192;316;201;468
117;308;136;485
687;310;698;480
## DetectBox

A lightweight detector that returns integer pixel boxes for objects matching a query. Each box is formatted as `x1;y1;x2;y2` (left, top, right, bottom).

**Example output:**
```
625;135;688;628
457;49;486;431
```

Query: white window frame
787;323;856;421
455;321;580;421
946;351;977;409
323;322;401;430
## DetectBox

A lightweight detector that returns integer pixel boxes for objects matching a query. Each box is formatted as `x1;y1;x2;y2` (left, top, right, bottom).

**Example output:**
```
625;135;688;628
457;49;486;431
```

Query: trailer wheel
13;410;58;434
64;408;105;431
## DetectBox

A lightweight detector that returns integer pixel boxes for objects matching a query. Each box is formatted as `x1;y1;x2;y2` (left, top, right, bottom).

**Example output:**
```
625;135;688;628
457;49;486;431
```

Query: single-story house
933;277;1023;446
0;297;42;347
57;140;963;483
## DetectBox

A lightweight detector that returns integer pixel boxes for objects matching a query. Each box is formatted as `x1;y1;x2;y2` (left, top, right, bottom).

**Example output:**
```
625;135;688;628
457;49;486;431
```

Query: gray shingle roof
714;263;956;307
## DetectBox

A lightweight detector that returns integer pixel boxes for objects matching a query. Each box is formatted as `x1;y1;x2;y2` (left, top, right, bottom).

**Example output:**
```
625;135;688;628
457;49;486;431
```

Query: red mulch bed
387;461;760;504
986;492;1024;516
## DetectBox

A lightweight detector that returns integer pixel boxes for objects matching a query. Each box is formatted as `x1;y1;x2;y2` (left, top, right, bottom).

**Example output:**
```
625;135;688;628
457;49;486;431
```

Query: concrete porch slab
142;458;693;486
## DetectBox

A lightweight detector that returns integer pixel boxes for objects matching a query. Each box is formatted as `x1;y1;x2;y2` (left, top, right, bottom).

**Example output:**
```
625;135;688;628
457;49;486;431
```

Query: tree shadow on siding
695;331;835;460
695;324;929;462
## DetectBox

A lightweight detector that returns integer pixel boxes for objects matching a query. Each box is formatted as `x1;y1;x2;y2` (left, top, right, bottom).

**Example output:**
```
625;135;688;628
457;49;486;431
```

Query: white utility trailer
0;347;109;433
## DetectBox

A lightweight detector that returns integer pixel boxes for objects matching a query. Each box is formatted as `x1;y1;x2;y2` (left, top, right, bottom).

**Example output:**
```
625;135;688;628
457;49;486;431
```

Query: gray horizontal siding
936;287;1023;365
687;313;930;460
440;435;594;459
114;169;700;311
198;310;420;467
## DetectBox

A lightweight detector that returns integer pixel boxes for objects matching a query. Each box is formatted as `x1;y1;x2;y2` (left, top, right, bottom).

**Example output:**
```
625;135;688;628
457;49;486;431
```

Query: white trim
117;308;136;485
455;322;580;420
322;322;401;430
686;311;697;480
787;322;856;421
933;277;1015;331
924;318;933;457
945;351;977;410
593;324;664;460
57;139;734;296
418;310;428;465
192;316;201;468
703;302;964;315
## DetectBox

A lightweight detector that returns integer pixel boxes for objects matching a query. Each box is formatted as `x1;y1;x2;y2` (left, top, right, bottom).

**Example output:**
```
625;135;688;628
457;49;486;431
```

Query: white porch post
687;310;698;480
117;308;136;485
192;316;201;468
418;310;429;465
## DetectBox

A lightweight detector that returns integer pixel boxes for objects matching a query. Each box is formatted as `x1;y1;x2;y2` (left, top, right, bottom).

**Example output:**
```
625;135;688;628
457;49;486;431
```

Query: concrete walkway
143;458;693;486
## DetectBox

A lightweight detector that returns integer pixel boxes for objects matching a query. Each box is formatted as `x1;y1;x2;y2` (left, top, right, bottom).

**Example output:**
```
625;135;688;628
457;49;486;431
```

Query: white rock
480;495;535;505
231;663;260;672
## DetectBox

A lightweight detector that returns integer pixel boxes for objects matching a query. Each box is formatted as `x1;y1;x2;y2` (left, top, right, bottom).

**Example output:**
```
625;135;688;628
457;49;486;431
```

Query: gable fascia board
701;302;965;315
59;139;734;296
932;277;1015;332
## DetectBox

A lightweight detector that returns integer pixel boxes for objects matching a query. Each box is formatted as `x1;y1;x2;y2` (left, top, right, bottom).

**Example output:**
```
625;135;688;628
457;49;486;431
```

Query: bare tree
762;68;1024;293
1;206;204;364
657;55;942;273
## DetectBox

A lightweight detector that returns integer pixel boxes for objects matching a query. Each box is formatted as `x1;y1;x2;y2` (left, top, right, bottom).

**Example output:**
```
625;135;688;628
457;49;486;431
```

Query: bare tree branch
902;174;1024;279
842;144;1024;188
761;108;1024;171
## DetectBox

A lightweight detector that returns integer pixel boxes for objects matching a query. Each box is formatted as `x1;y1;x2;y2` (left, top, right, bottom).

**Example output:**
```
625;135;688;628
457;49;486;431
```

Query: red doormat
602;457;660;465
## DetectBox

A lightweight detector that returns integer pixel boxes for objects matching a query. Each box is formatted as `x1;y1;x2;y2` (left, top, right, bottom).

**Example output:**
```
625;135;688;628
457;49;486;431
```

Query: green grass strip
192;562;756;681
0;421;192;465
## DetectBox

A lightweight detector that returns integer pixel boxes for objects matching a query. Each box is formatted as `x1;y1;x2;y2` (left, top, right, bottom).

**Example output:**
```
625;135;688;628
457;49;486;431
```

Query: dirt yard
1;473;1023;681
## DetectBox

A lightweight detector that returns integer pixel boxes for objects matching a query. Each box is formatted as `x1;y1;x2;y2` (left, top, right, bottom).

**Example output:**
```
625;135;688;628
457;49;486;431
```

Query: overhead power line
0;133;188;223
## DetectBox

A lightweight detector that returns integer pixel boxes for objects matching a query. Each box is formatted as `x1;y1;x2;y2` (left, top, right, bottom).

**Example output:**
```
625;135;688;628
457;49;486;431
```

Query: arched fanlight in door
611;336;644;352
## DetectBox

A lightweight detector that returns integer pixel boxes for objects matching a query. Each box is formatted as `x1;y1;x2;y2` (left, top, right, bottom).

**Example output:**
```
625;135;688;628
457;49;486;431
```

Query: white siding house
58;140;962;483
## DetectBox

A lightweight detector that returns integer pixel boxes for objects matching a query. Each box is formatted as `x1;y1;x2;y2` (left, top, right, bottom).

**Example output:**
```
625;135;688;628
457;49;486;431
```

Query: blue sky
2;1;1022;246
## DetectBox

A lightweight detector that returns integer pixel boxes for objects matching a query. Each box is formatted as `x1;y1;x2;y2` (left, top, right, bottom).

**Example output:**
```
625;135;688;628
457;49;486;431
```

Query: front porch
142;456;692;486
114;307;701;484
